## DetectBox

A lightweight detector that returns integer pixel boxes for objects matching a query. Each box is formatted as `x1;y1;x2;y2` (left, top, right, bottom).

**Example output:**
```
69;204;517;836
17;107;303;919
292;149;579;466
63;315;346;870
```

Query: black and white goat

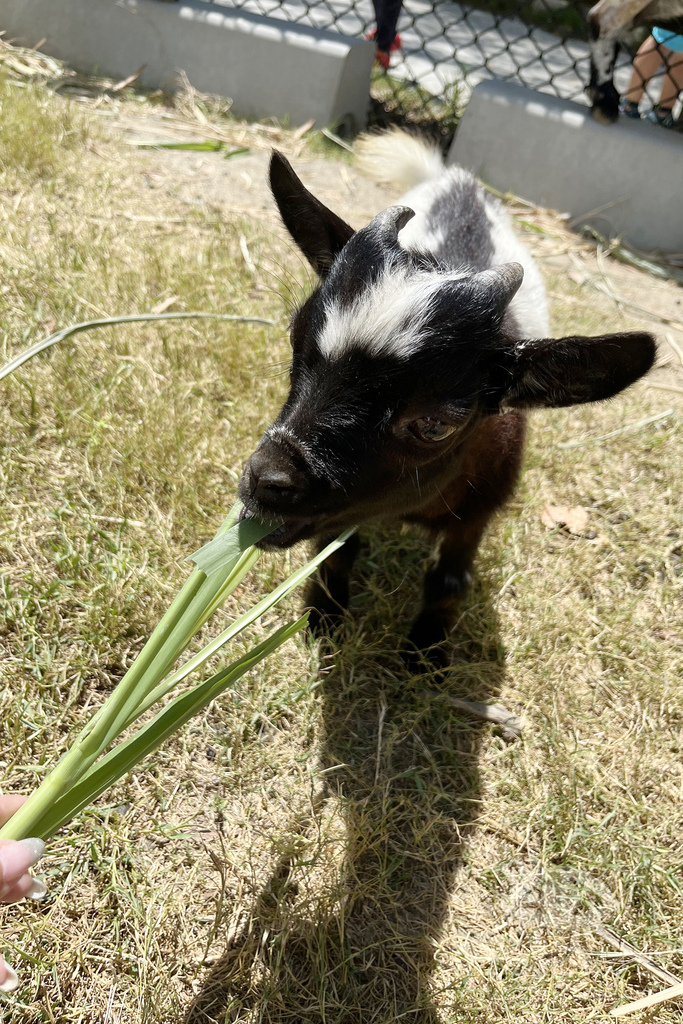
239;131;655;661
588;0;683;123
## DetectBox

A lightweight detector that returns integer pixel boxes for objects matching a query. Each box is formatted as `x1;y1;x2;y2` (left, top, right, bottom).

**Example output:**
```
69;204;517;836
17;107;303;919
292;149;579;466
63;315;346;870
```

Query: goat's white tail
354;128;445;191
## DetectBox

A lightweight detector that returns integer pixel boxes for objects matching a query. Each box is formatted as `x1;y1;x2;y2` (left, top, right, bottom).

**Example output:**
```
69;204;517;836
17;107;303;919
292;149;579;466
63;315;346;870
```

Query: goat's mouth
238;505;317;550
259;516;317;549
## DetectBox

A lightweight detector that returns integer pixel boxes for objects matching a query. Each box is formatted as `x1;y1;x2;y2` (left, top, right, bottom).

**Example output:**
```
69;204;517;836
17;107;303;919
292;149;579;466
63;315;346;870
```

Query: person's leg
371;0;403;54
659;45;683;108
624;34;664;103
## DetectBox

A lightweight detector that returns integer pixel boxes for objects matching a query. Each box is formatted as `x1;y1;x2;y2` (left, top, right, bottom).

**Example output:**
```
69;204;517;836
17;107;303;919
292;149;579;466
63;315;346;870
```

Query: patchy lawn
0;54;682;1024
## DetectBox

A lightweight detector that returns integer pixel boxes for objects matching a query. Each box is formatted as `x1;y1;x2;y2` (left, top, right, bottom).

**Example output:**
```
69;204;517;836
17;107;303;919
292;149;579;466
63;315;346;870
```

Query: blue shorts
653;26;683;53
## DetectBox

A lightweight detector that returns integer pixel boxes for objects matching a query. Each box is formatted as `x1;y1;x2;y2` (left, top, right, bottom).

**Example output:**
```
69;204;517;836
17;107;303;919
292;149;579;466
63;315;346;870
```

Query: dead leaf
150;295;179;314
292;118;315;140
38;317;56;335
652;627;683;646
541;504;589;534
568;270;587;286
111;65;146;93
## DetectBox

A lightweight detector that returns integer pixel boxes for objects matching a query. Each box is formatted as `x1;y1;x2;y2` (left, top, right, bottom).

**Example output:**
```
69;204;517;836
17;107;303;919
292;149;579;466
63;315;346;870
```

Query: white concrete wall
449;79;682;254
2;0;374;131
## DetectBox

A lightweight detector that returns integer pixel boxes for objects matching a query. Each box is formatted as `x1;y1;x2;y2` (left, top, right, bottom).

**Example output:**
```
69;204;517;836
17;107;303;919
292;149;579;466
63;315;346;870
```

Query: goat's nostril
247;446;302;504
249;462;299;500
258;468;296;492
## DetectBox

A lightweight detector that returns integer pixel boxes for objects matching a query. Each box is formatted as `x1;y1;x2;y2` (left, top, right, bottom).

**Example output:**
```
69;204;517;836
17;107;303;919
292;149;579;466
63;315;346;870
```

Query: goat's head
239;153;656;548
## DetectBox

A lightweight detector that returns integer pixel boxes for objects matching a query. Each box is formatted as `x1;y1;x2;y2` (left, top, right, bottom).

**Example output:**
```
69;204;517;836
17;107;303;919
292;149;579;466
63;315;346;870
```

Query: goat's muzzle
239;439;323;548
241;442;308;510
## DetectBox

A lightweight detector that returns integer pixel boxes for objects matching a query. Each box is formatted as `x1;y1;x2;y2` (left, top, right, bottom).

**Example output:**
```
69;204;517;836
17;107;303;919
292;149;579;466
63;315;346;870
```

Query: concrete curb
449;79;682;253
2;0;374;130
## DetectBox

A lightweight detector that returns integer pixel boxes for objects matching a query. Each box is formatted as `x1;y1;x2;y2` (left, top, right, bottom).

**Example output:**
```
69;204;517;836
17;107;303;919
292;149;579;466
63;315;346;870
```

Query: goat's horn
470;262;524;313
370;206;415;239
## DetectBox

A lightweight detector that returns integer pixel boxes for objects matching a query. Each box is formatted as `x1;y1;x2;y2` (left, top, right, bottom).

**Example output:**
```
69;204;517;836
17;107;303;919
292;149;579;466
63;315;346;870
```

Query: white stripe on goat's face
317;258;469;360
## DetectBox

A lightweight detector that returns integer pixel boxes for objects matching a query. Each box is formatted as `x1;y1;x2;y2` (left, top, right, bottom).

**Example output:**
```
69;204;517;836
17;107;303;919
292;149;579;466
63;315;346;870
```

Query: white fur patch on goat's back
397;167;482;252
318;263;465;360
483;205;550;338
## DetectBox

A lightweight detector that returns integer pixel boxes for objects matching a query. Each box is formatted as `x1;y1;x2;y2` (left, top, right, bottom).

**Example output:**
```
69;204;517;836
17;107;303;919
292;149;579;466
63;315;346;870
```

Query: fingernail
16;838;45;866
0;963;19;993
26;877;47;900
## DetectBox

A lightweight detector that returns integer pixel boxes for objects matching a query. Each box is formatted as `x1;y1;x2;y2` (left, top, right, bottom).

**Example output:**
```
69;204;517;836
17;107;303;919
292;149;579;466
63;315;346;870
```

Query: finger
0;839;45;898
0;795;26;828
1;873;47;905
0;956;19;993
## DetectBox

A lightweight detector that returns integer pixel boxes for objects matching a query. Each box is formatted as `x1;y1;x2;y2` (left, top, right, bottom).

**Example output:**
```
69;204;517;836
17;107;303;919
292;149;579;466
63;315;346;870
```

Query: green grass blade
34;617;307;839
131;141;250;159
189;514;276;575
123;528;356;727
0;505;273;841
70;514;265;747
0;567;210;841
0;312;277;383
133;140;225;151
59;517;274;757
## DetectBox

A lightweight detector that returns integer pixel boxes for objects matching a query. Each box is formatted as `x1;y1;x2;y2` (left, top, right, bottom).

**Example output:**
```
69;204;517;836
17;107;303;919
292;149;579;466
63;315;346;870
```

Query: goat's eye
409;417;457;442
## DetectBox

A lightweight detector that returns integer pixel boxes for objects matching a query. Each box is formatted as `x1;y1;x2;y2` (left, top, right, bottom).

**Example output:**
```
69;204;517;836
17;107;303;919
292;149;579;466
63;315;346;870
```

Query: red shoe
375;48;391;69
364;29;402;51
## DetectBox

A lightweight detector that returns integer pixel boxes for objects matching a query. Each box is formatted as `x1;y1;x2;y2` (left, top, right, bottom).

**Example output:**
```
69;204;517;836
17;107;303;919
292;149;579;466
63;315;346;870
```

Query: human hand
0;795;47;993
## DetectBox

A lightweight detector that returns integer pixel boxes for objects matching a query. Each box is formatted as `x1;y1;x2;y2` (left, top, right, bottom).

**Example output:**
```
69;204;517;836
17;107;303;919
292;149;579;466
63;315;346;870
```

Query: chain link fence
205;0;682;139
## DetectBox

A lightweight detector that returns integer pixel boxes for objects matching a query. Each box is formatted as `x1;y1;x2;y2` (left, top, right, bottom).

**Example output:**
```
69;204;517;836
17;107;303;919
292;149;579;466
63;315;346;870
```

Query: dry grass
0;66;682;1024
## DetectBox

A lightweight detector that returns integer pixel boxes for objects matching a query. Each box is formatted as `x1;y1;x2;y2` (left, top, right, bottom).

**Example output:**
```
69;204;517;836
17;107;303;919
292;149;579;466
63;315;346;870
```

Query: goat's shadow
185;529;507;1023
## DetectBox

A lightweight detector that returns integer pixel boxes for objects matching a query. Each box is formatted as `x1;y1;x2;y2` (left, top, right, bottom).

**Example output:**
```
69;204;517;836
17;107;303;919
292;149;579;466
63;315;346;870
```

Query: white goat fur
319;260;473;360
354;130;549;343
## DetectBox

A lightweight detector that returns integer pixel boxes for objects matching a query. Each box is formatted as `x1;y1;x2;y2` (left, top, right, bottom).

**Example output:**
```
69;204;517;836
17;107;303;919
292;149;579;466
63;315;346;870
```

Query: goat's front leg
304;532;361;634
406;412;526;666
407;514;490;667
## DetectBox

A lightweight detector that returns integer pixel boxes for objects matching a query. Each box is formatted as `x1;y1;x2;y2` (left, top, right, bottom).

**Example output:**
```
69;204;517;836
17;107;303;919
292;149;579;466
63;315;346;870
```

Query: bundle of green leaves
0;316;351;842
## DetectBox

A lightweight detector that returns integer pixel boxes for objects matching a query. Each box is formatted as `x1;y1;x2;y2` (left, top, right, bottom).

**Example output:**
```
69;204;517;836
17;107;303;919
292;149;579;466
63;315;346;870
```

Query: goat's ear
269;151;355;276
502;331;656;409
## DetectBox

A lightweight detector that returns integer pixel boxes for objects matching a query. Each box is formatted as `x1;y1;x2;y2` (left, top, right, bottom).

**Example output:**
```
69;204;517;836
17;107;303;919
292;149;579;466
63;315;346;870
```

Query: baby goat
239;132;655;660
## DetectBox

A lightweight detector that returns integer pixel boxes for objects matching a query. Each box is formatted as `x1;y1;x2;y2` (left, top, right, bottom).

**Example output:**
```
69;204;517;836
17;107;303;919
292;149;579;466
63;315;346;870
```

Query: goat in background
239;130;655;665
588;0;683;123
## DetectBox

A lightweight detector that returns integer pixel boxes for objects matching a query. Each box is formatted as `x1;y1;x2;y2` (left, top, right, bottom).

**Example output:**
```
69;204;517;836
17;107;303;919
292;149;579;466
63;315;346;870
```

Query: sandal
619;99;640;119
646;105;675;128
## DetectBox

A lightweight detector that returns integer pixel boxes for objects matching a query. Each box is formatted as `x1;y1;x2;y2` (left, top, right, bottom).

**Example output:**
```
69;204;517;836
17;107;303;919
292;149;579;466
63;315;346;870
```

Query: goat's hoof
402;647;446;676
591;106;618;126
305;605;345;638
402;633;449;675
589;84;619;125
303;579;349;638
404;614;451;672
